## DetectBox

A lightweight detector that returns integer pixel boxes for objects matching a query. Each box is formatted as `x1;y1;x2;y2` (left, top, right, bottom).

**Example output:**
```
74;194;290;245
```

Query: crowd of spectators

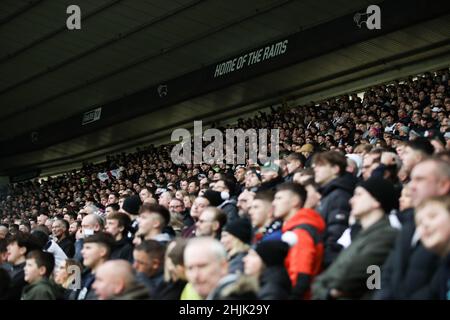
0;68;449;300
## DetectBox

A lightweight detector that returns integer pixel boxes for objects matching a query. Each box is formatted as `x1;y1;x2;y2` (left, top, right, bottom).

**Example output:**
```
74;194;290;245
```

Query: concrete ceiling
0;0;449;177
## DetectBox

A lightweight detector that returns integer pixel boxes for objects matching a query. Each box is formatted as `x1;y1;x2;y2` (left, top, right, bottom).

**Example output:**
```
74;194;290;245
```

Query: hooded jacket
282;208;325;299
317;172;357;268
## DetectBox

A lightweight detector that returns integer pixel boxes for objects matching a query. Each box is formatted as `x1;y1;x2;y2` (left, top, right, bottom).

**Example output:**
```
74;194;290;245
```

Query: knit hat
202;189;226;207
358;177;399;213
224;218;253;244
261;161;280;173
254;240;289;267
122;195;142;215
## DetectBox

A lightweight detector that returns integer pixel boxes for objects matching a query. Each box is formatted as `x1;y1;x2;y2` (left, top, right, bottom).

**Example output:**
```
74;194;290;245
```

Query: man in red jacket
272;182;325;299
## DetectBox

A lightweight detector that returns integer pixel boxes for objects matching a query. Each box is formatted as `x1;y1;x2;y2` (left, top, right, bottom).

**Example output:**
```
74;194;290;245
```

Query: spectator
273;183;325;299
108;192;120;205
285;152;306;182
212;178;239;223
243;240;291;299
159;191;173;209
221;218;252;274
52;219;74;258
184;237;229;300
6;232;38;299
133;240;166;298
136;203;172;244
104;203;119;216
195;207;227;239
361;149;382;181
181;196;210;239
312;177;399;299
248;191;282;243
139;187;154;204
93;260;149;300
236;189;255;218
259;162;284;192
154;239;189;300
398;138;434;182
54;258;83;298
234;166;247;195
22;250;63;300
37;213;49;226
105;212;133;262
169;198;193;232
245;168;262;192
312;151;357;267
0;225;8;240
415;196;450;299
74;214;104;263
75;232;115;300
0;238;12;273
121;195;142;238
374;158;450;299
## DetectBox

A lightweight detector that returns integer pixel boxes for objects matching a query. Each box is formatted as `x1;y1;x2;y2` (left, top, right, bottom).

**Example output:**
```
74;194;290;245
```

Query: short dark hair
0;239;7;253
406;137;434;156
106;212;131;236
276;182;307;206
254;190;274;203
312;151;347;175
217;178;236;196
135;240;165;262
26;250;55;278
106;203;120;211
55;218;69;231
286;152;306;166
110;192;120;200
6;231;39;254
83;232;115;257
139;203;170;228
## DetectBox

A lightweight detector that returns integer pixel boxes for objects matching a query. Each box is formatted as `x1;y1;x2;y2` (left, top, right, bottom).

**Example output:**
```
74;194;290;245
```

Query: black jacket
73;269;97;300
228;252;247;275
136;270;165;299
7;262;26;300
317;173;357;268
257;176;285;193
219;199;239;225
57;236;75;258
153;279;187;300
259;265;291;300
182;210;195;228
110;237;134;262
373;218;442;300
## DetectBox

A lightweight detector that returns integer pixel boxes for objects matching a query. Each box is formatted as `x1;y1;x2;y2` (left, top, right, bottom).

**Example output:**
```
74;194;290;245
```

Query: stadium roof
1;0;449;178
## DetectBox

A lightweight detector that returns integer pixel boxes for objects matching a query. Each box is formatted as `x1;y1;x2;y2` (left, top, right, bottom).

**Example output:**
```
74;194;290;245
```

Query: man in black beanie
243;240;292;299
312;177;399;300
121;195;142;239
221;218;253;274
